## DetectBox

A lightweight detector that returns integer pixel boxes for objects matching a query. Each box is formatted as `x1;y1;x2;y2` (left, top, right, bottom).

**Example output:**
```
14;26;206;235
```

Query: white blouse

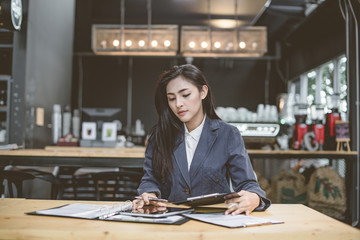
184;115;206;171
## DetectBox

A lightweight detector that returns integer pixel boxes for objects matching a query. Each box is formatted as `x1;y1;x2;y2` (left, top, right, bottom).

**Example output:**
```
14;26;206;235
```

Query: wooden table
0;198;359;240
0;146;146;168
0;147;357;168
0;147;358;226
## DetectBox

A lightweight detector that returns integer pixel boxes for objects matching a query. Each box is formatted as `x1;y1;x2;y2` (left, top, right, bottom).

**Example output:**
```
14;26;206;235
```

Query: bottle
72;109;80;138
0;90;5;106
63;105;71;136
52;104;62;144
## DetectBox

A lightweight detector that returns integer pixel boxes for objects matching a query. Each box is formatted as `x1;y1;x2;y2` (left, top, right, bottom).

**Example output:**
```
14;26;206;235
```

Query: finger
224;192;240;200
136;208;145;214
231;207;246;216
132;200;140;210
142;195;150;205
137;200;144;209
150;207;158;214
225;203;238;215
245;210;251;216
157;206;167;211
238;190;246;197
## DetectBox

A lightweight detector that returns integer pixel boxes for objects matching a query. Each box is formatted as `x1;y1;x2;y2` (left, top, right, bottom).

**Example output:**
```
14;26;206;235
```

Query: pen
134;196;168;202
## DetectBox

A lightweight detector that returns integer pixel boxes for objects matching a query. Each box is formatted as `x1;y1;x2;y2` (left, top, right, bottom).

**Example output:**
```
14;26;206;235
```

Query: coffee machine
292;103;308;150
310;105;325;150
325;94;341;150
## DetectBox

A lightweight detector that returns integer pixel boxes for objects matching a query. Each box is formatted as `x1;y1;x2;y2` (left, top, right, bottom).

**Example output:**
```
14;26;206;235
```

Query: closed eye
183;93;190;98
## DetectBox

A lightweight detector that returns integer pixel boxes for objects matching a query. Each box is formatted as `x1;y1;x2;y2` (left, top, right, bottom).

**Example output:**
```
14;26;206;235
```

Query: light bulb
112;40;120;47
252;42;258;49
189;41;196;49
138;40;145;47
151;40;158;47
201;41;208;48
214;41;221;49
164;40;171;47
125;40;132;47
100;40;107;48
239;41;246;49
225;42;234;51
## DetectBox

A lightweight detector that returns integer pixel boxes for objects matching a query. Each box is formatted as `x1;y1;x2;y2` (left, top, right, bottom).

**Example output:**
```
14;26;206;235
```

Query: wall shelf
0;75;11;144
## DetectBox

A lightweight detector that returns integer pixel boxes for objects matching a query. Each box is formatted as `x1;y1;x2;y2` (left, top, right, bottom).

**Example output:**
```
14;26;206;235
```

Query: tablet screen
173;192;238;206
119;207;193;218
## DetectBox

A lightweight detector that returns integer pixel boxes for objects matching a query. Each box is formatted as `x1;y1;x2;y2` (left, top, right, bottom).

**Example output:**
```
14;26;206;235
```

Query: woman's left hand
224;190;260;216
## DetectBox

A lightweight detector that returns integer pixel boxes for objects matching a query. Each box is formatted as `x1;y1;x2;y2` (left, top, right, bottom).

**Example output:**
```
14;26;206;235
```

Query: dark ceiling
75;0;330;54
90;0;313;39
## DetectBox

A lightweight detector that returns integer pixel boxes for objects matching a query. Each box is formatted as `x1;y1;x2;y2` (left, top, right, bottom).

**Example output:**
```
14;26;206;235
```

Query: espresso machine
292;103;308;150
325;94;341;150
310;105;325;150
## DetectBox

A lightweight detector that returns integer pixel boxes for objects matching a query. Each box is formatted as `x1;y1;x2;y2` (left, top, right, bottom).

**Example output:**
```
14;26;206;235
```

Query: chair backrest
72;172;96;200
55;167;80;200
59;167;143;201
92;170;143;201
1;170;35;198
0;169;61;199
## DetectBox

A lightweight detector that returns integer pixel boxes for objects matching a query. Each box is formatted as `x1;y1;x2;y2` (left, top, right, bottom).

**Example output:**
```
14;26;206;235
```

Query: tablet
118;207;194;218
172;192;238;207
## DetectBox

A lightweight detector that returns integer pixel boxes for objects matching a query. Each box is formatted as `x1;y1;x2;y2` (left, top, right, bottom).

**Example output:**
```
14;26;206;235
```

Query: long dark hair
150;64;220;182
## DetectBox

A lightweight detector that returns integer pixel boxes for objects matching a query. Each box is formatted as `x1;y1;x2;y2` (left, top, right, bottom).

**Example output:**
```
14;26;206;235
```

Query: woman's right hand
132;192;167;210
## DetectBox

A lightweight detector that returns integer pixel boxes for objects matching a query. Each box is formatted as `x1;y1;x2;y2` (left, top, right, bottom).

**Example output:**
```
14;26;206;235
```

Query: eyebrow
167;88;189;95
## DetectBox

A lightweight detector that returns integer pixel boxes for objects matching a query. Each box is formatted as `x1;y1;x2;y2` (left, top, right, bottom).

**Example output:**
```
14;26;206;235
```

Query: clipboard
173;192;238;207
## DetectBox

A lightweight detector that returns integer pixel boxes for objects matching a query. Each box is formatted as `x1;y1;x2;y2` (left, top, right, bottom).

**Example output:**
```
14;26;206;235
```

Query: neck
185;112;205;132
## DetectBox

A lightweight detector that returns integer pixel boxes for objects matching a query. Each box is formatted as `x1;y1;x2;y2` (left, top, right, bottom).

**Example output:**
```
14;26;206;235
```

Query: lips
178;110;187;116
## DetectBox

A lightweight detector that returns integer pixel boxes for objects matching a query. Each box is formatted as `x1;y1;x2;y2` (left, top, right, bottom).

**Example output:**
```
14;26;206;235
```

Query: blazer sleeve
227;126;271;210
137;140;162;198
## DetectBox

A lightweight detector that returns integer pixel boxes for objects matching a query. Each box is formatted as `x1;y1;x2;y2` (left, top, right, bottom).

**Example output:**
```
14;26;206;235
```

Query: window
339;56;348;119
307;70;316;105
293;55;348;177
303;55;347;117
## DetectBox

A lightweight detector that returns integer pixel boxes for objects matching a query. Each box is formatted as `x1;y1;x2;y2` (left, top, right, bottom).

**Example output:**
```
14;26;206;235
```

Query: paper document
33;203;132;219
106;214;185;224
183;212;284;228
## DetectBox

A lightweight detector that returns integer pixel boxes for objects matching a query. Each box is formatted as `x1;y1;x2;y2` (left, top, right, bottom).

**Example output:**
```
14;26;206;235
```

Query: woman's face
166;76;208;131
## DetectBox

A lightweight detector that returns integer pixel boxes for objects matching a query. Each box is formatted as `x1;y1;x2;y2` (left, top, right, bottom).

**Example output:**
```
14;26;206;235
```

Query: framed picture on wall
82;122;97;140
101;122;117;142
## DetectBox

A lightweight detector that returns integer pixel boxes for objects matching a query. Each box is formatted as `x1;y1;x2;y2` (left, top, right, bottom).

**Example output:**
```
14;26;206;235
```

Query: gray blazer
138;117;271;210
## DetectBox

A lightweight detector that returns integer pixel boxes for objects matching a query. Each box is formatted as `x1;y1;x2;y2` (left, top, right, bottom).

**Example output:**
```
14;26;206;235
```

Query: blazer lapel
173;135;191;188
189;118;219;179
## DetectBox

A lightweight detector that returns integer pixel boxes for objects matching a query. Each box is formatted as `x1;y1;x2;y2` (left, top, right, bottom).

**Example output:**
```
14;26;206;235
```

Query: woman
133;64;270;215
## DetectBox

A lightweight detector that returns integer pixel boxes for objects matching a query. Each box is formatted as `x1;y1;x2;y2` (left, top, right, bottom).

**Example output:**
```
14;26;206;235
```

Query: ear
200;85;208;100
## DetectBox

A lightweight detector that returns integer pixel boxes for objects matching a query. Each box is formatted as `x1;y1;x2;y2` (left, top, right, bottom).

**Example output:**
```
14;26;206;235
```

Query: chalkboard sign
335;121;350;140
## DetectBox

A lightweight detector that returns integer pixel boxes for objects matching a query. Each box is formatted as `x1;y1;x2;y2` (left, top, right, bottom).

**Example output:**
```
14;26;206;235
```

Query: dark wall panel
285;0;346;78
75;56;276;135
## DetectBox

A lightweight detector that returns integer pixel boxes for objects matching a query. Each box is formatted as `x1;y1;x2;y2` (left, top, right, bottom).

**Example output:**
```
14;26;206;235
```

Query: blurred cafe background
0;0;359;228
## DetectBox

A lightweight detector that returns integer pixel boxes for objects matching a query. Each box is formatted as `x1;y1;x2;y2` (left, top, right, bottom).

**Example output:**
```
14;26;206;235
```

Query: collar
184;115;206;141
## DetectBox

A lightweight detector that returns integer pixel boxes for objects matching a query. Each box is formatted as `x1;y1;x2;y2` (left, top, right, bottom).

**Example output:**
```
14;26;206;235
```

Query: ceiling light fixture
92;0;178;56
92;0;267;58
180;0;267;58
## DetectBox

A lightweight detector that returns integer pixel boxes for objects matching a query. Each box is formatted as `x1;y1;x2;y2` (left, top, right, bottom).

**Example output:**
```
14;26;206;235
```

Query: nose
175;98;183;108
